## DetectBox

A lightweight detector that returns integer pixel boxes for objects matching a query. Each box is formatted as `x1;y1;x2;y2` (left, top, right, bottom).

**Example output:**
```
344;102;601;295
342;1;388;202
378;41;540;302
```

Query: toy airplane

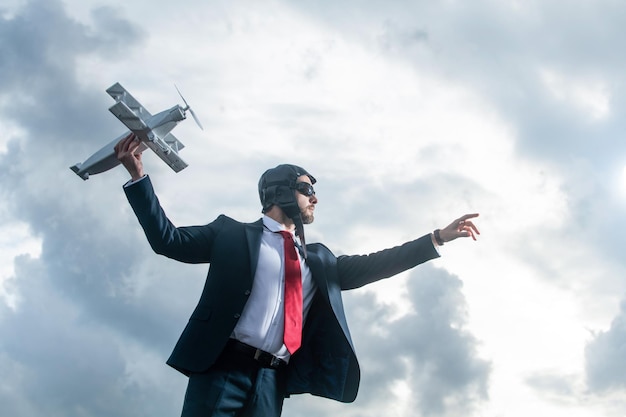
70;82;203;180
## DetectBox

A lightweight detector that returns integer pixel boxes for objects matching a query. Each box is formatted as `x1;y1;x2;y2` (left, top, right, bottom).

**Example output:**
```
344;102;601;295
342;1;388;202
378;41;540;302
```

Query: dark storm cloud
0;0;174;343
0;0;144;138
343;264;490;416
0;255;128;416
0;2;192;416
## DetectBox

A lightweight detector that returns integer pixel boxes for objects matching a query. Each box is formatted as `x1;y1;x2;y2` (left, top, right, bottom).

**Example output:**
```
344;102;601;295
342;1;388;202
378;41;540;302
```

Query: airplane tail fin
70;163;89;180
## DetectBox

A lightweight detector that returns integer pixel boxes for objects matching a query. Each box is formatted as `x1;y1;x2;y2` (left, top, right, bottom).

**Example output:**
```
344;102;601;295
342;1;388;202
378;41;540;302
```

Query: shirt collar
262;215;295;236
263;216;306;257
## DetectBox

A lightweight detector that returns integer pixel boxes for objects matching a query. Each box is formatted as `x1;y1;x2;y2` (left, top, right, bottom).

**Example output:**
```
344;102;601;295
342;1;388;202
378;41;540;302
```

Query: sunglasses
295;182;316;197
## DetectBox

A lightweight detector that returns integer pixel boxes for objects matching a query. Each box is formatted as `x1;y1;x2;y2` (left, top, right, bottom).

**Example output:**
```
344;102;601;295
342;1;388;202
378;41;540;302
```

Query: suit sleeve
123;175;223;264
336;234;440;290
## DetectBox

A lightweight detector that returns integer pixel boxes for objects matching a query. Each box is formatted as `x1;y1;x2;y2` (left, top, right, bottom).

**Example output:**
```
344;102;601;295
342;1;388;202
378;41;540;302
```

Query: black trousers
180;348;287;417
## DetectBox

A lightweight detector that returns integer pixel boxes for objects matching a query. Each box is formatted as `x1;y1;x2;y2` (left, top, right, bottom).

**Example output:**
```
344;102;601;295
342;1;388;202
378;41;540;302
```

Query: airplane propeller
175;85;204;130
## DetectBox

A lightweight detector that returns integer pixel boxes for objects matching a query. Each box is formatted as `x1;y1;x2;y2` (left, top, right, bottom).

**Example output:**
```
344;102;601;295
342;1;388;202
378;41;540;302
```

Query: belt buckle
270;357;282;368
252;347;283;368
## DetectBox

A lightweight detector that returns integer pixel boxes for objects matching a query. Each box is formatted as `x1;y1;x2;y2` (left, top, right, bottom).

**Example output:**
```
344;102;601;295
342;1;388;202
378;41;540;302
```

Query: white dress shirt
231;215;317;361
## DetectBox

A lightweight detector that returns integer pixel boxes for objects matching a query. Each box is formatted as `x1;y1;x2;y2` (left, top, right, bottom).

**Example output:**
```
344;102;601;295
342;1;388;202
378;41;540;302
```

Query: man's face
295;175;318;224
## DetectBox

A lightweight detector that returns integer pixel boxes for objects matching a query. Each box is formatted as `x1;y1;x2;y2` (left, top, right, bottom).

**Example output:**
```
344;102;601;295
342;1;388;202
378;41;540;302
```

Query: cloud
278;7;626;414
2;1;626;416
0;2;192;416
338;264;490;416
585;299;626;392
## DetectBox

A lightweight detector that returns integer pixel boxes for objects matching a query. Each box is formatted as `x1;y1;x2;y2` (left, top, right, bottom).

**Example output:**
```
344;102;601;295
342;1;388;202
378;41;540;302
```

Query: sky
1;0;626;416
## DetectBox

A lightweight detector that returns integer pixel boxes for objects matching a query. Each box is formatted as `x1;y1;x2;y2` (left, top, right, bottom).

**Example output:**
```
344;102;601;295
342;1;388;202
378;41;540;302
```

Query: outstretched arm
434;213;480;245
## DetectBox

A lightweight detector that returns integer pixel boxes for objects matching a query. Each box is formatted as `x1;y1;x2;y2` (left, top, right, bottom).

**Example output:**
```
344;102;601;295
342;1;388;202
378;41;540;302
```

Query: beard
301;207;315;224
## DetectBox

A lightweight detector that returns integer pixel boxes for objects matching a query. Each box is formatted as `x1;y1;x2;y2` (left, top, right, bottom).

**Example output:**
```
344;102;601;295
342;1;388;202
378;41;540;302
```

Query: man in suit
114;133;480;417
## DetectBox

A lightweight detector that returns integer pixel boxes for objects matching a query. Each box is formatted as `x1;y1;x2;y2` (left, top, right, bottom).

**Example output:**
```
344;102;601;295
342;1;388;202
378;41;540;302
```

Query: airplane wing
109;101;149;133
107;85;188;173
109;102;188;172
106;82;152;118
145;134;189;173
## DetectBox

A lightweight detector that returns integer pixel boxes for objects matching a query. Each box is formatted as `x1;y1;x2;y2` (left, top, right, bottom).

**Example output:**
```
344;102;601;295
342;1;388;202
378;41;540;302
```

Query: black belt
225;339;287;369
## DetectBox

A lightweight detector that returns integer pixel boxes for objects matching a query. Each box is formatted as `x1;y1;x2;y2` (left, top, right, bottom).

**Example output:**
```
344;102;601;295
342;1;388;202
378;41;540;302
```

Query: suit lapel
245;219;264;279
303;246;329;299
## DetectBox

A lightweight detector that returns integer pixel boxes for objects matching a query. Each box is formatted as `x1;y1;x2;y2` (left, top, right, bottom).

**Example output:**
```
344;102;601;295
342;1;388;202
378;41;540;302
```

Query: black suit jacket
124;176;440;402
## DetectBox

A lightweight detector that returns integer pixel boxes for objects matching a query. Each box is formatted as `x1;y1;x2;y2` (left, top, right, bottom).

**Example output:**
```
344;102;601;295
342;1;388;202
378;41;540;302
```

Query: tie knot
276;230;298;261
277;230;294;241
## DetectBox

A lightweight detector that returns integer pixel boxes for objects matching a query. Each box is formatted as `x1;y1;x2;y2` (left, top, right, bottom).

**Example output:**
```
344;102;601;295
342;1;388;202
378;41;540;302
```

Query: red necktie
277;231;303;354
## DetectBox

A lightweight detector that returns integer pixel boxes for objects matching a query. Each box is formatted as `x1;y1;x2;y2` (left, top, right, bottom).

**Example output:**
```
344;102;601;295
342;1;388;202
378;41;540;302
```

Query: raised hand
114;133;145;181
437;213;480;243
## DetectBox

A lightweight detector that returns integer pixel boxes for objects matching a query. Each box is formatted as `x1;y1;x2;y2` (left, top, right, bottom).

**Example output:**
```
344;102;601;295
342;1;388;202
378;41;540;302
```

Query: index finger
458;213;479;222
